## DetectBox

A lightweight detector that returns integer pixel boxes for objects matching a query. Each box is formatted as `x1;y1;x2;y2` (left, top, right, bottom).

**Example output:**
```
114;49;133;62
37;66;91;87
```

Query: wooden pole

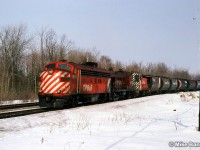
199;91;200;131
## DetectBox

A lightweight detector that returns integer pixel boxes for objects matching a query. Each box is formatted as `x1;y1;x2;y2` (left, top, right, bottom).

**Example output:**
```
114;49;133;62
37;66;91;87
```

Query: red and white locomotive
38;60;123;108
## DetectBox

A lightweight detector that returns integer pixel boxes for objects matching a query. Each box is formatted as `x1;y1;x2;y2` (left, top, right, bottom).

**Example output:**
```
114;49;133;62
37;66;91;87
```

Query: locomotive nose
39;70;70;95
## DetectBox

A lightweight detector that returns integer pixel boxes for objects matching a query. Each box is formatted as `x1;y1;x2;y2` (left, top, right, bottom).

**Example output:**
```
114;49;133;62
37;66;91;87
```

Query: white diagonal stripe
40;71;46;77
60;82;69;91
49;82;64;93
42;71;62;90
44;78;60;93
42;72;48;79
40;74;51;88
49;82;69;94
63;86;70;94
61;72;68;77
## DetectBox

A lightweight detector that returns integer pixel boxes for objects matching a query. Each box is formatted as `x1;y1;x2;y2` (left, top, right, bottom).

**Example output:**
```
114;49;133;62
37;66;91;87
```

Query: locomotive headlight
48;69;54;75
57;90;61;94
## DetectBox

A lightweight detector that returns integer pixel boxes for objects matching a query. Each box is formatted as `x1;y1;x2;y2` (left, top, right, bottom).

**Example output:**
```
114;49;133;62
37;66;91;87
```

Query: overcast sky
0;0;199;73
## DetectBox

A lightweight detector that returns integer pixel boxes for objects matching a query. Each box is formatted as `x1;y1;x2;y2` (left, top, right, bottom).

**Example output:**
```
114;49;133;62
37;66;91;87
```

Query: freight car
188;80;197;91
197;81;200;90
160;77;171;93
170;78;179;92
38;61;200;108
178;79;188;91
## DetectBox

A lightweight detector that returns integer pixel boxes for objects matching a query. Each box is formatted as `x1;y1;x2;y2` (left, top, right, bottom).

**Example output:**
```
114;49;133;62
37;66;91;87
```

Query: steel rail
0;102;39;110
0;108;46;119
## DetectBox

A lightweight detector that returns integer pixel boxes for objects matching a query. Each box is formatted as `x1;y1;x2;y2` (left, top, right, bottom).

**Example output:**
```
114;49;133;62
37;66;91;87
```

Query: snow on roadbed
0;92;200;150
0;99;38;105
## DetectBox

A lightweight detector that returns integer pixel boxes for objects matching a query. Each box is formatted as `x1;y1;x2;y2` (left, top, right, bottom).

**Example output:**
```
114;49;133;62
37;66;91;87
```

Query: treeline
0;25;199;101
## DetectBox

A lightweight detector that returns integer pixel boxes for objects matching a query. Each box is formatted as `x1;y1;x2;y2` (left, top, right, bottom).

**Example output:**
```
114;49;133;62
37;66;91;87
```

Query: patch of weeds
41;137;44;144
74;114;91;130
108;111;135;125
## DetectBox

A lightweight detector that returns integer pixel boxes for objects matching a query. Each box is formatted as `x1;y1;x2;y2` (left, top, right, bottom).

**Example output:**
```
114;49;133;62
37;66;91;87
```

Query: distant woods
0;25;199;101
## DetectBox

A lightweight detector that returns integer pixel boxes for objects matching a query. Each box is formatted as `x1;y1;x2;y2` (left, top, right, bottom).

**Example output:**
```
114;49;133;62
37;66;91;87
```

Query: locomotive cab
38;61;76;108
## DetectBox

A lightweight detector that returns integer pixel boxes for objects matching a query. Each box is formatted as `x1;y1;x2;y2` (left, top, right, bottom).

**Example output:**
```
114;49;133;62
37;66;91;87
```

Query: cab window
58;64;71;71
45;64;55;70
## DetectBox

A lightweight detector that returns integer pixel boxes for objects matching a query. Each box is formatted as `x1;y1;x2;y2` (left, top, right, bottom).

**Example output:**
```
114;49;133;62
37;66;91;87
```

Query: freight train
38;60;200;108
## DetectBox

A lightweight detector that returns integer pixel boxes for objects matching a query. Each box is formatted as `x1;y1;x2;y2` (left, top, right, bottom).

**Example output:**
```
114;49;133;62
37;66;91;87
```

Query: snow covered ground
0;92;200;150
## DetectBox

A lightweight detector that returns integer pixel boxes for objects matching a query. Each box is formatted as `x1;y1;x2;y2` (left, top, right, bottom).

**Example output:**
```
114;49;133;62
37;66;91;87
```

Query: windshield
58;64;71;71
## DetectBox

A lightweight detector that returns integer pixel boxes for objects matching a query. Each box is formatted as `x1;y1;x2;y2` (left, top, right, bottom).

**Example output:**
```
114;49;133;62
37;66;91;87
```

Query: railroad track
0;102;39;110
0;101;108;119
0;108;47;119
0;98;141;119
0;102;47;119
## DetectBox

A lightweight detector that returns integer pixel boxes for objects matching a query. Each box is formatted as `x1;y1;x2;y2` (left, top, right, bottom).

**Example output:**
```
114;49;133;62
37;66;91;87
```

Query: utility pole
198;89;200;131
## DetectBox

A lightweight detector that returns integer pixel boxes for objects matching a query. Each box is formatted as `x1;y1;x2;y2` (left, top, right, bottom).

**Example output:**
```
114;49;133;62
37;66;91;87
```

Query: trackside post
199;91;200;131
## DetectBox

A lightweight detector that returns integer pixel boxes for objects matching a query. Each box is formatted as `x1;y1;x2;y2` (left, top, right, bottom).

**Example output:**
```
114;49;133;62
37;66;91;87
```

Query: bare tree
99;55;112;69
125;61;143;73
191;73;200;80
113;60;124;71
154;63;169;76
0;25;30;100
144;63;153;75
39;28;74;63
172;68;191;79
57;34;73;60
38;28;47;67
45;29;58;61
